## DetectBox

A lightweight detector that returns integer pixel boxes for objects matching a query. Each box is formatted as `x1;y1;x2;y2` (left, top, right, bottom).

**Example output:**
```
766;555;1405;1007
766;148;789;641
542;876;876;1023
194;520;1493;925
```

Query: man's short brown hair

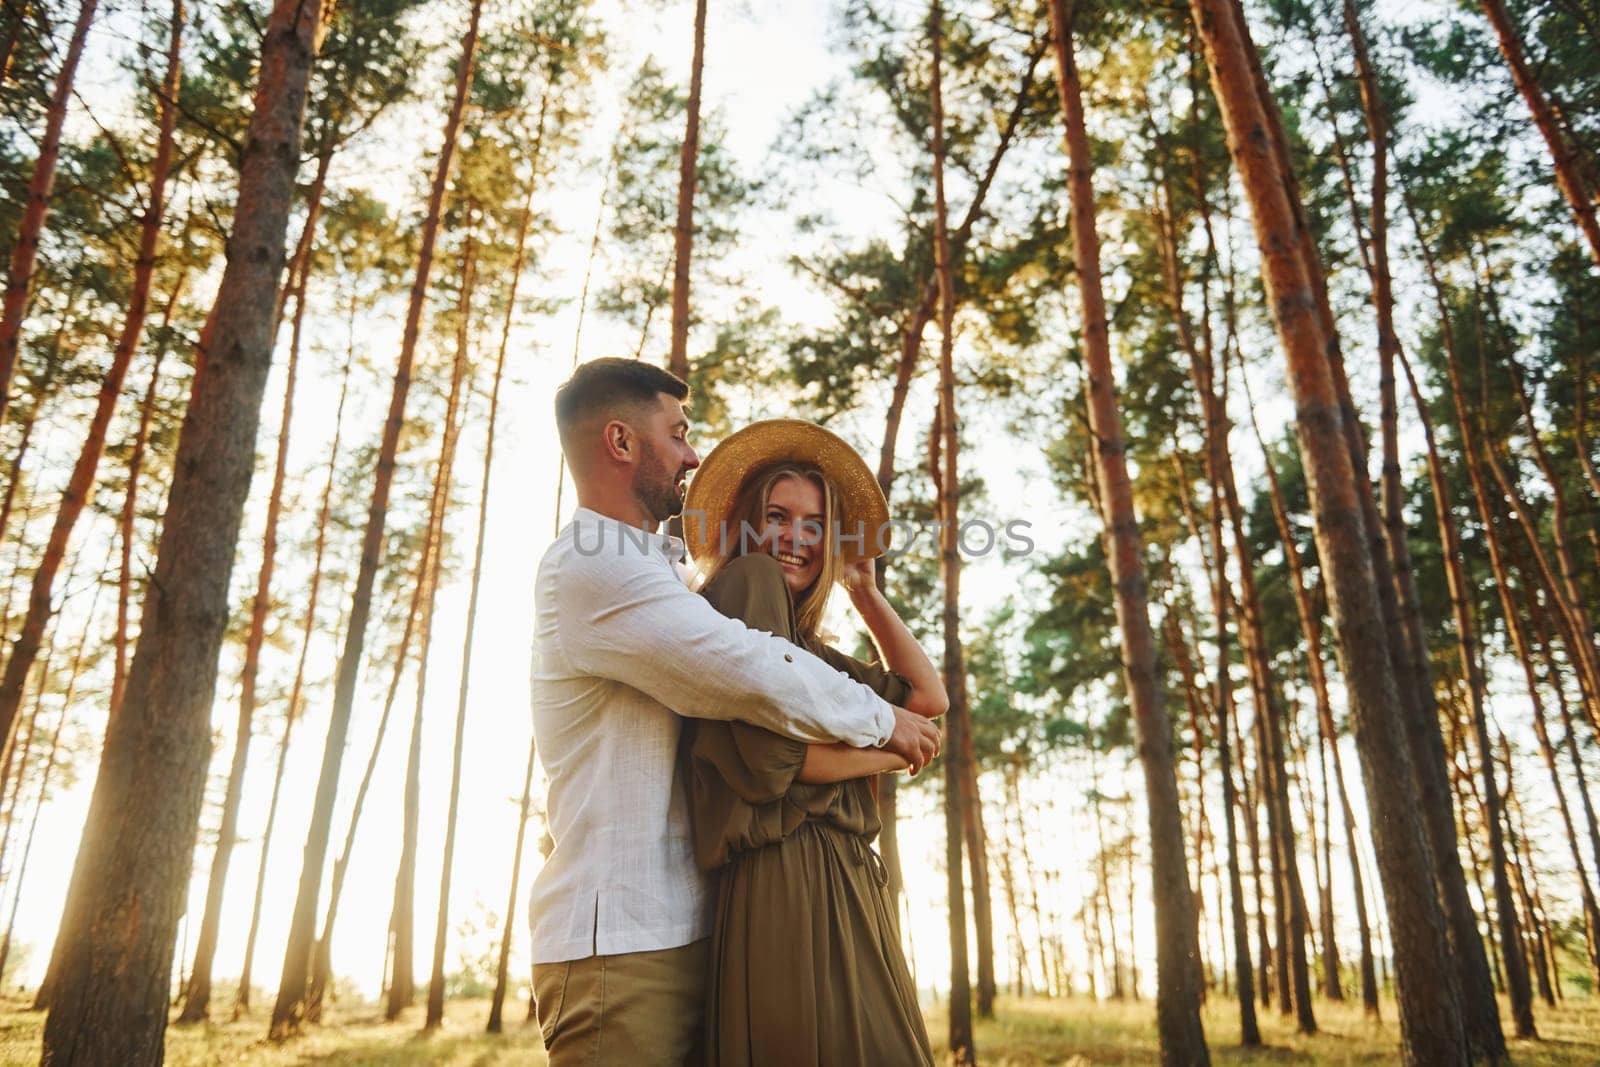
555;358;690;454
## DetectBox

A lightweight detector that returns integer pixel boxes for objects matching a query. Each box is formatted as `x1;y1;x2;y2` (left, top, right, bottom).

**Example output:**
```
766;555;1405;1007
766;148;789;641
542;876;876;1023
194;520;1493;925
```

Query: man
529;358;940;1065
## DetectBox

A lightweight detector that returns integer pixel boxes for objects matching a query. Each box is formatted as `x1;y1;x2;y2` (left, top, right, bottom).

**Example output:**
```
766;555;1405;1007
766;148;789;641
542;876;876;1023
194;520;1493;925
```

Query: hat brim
683;419;891;566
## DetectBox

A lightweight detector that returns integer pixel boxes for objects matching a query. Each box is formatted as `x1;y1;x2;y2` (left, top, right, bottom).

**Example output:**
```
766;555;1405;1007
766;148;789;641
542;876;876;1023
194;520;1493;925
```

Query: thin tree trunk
0;0;100;427
270;0;482;1036
180;131;316;1025
40;1;329;1061
476;123;546;1033
1499;742;1558;1006
113;263;187;719
929;7;974;1059
1051;4;1207;1058
488;733;538;1033
1189;2;1470;1060
0;0;31;90
235;331;353;1017
426;218;500;1029
1476;0;1600;268
667;0;707;379
0;0;181;777
305;543;425;1020
0;548;103;982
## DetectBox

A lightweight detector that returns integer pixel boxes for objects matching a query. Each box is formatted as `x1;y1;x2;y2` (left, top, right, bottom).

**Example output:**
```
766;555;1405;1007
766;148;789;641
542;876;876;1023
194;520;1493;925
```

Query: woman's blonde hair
697;462;842;642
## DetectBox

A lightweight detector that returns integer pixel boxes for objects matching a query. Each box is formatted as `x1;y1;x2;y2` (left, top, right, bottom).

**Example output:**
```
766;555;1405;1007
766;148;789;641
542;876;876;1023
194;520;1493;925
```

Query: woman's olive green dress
684;553;934;1067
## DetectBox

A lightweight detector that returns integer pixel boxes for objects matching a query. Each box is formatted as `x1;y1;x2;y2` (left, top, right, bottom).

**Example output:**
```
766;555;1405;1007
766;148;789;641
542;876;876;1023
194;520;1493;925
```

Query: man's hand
884;704;941;775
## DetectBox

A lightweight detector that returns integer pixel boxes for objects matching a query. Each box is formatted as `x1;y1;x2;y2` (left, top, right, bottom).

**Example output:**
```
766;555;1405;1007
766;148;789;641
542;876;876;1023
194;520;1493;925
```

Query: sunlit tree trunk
387;240;476;1023
928;6;975;1058
40;2;330;1061
234;331;351;1016
181;124;321;1026
667;0;707;378
870;41;1043;910
113;264;187;719
426;217;502;1028
1476;0;1600;267
270;0;482;1037
0;0;99;426
1189;1;1470;1060
1051;3;1207;1057
478;129;545;1034
0;0;181;777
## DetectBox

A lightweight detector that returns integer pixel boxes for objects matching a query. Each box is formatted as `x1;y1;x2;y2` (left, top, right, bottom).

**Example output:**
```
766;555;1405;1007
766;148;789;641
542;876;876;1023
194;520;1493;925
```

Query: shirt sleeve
555;540;896;748
814;644;914;708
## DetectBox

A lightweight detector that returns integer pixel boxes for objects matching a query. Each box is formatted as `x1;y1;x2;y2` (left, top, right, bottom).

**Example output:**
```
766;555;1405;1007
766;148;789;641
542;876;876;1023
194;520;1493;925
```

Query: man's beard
634;440;686;522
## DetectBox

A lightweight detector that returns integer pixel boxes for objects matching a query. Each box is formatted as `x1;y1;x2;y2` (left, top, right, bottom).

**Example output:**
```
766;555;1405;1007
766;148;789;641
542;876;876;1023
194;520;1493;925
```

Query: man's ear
601;419;635;465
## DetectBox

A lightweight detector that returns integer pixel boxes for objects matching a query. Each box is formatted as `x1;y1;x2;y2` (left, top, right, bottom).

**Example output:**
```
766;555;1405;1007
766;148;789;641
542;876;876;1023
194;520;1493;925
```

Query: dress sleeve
690;555;811;804
813;643;914;709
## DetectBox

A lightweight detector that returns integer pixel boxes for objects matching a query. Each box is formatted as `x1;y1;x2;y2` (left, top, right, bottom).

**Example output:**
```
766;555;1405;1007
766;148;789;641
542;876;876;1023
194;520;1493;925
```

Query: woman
680;419;946;1067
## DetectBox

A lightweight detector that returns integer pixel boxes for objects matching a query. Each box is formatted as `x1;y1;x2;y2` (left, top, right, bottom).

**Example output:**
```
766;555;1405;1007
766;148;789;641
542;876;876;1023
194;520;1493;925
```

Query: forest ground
1;992;1598;1065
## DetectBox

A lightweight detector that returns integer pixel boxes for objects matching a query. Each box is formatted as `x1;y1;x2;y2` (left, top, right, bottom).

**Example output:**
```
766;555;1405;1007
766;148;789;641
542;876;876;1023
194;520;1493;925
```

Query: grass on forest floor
925;993;1600;1065
1;992;1597;1064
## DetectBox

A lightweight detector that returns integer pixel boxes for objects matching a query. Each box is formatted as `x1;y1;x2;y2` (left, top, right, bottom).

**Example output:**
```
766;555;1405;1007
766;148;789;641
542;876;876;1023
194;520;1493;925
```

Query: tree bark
269;0;482;1036
929;6;975;1060
386;250;475;1023
426;218;500;1029
113;265;186;720
39;2;329;1062
0;0;100;427
667;0;707;379
0;0;180;778
1188;1;1471;1061
1050;3;1208;1058
1476;0;1600;268
180;117;322;1026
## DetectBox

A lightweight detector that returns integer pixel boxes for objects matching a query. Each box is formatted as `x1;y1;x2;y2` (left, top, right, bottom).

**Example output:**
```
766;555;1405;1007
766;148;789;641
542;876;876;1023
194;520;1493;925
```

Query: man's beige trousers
534;938;710;1066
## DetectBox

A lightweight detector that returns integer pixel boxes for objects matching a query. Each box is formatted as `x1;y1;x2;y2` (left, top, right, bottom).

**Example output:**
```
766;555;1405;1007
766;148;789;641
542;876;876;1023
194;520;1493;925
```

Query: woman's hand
839;557;877;598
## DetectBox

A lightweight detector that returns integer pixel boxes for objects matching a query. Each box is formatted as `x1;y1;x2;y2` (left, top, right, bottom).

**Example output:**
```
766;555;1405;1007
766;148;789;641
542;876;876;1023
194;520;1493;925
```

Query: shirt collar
572;506;686;561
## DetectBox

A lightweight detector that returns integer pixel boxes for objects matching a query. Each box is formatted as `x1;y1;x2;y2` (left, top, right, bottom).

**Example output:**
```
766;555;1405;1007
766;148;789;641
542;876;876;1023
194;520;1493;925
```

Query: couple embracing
528;357;947;1066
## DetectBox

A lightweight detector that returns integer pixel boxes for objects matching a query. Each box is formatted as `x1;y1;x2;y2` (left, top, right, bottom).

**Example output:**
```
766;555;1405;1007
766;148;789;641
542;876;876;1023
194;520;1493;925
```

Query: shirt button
784;654;794;663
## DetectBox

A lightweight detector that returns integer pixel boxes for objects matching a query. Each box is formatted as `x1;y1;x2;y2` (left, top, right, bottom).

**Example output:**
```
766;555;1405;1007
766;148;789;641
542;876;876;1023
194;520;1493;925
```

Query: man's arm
557;543;895;747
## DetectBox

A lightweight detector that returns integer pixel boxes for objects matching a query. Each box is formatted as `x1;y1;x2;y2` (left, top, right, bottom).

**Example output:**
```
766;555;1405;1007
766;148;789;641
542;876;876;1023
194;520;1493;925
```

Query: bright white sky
8;0;1579;1022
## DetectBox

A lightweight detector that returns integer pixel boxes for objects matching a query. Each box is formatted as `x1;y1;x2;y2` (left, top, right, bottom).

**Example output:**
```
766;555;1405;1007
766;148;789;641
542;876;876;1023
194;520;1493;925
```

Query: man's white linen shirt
526;506;898;964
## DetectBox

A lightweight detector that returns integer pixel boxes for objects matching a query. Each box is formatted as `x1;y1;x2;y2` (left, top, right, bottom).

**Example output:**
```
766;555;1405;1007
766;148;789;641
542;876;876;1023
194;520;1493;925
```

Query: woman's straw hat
683;419;891;566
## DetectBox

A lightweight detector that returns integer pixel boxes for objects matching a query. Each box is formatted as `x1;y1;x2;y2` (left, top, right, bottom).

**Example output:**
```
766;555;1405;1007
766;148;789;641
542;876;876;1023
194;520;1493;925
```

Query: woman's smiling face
759;474;826;595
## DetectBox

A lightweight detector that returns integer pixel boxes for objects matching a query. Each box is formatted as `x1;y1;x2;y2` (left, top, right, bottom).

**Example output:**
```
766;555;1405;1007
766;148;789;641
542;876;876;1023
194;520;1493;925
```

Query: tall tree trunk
1050;4;1208;1059
1499;743;1558;1007
868;43;1042;909
477;131;545;1034
1188;2;1470;1061
488;732;538;1033
1476;0;1600;268
113;264;187;719
269;0;482;1036
235;331;352;1017
0;0;100;426
1321;14;1507;1053
962;719;997;1016
0;0;181;777
667;0;707;379
39;2;329;1062
426;220;498;1029
929;7;975;1059
0;0;31;90
180;138;317;1025
306;544;424;1021
0;550;102;984
1152;151;1257;1036
386;260;474;1023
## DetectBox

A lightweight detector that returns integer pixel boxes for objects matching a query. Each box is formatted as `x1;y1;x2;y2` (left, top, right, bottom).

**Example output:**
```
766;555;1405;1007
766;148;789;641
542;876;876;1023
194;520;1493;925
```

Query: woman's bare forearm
797;742;909;784
848;586;949;717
